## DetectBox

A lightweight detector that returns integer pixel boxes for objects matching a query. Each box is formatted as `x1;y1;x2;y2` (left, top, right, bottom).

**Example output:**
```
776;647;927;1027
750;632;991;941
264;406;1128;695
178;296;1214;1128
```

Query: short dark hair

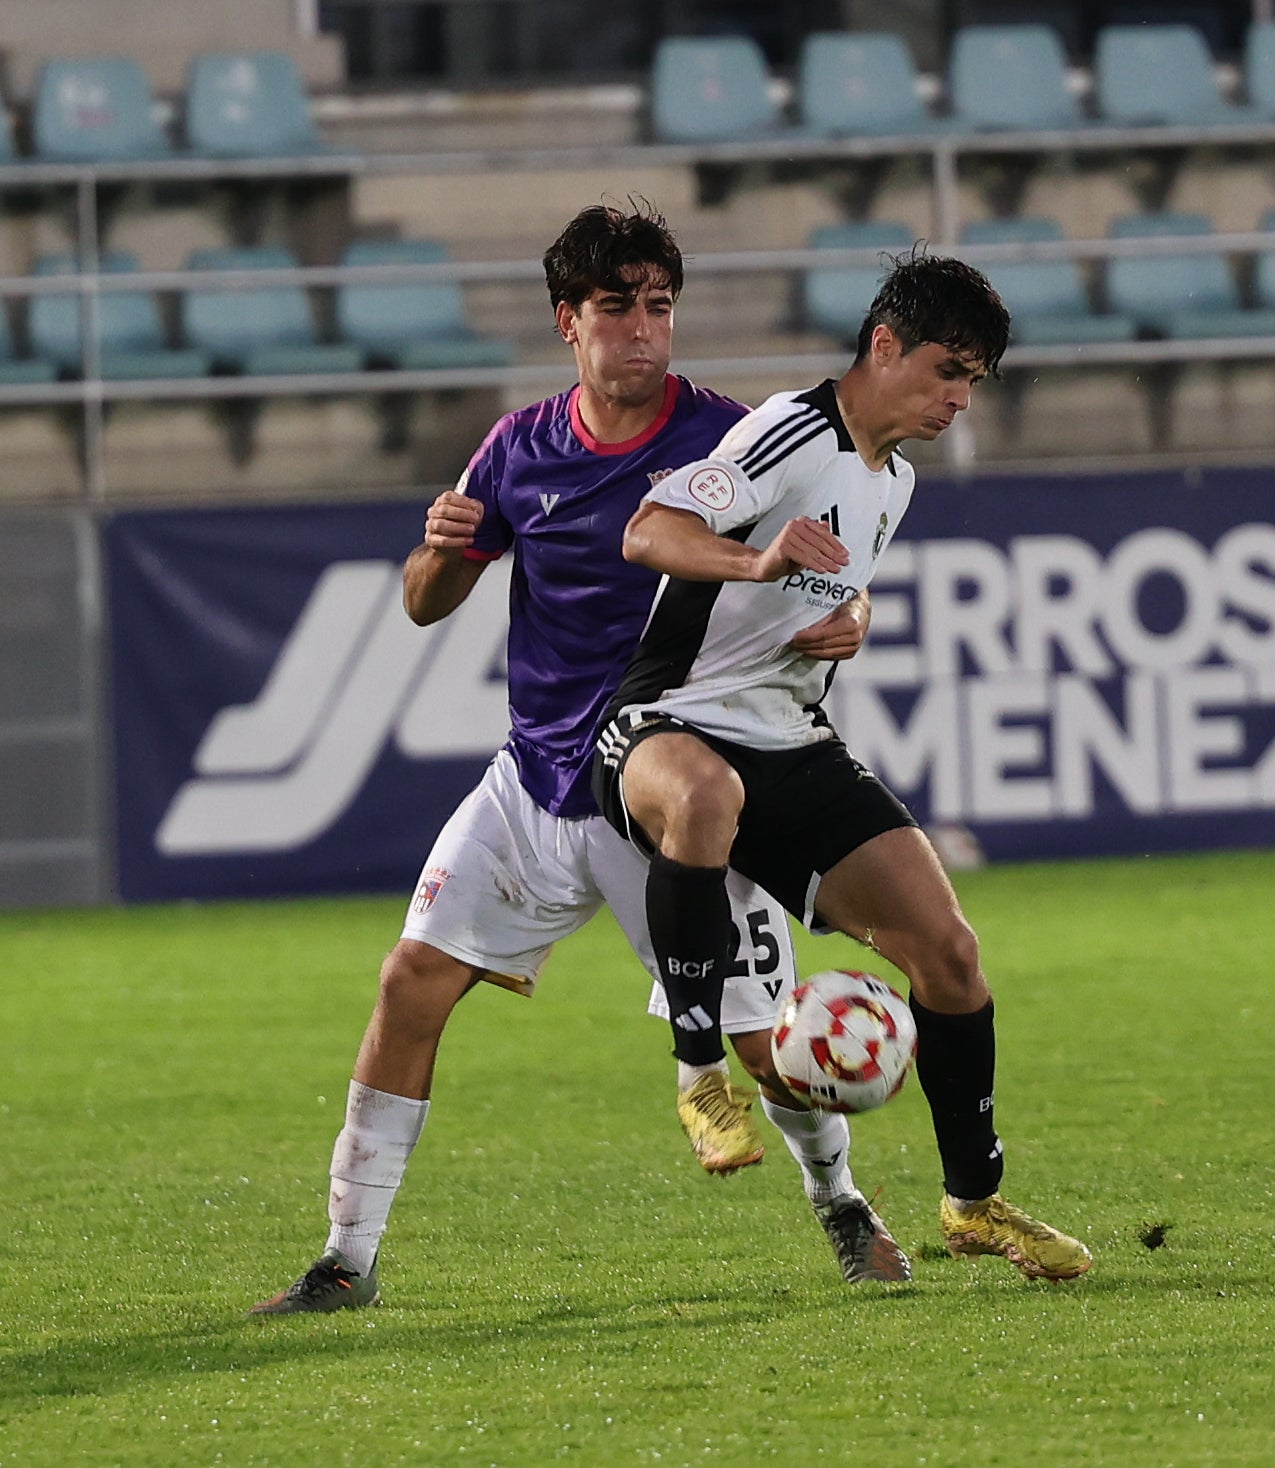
543;199;684;312
855;248;1011;376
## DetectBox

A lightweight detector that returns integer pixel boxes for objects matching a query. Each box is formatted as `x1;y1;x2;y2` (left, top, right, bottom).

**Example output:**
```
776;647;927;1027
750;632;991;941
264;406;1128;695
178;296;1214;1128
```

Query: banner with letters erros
106;469;1275;901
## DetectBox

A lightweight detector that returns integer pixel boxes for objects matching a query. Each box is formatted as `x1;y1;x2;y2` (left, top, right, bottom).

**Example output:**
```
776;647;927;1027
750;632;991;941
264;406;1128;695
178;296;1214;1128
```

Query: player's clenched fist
424;490;484;551
753;515;849;582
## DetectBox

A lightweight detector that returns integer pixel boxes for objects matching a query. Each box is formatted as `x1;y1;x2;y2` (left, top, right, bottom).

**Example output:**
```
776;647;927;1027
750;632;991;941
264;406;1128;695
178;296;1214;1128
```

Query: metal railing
8;127;1275;493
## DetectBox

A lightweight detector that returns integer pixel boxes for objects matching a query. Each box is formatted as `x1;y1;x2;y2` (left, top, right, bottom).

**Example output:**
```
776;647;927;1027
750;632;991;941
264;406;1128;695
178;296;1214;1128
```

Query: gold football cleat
676;1071;766;1174
941;1192;1092;1281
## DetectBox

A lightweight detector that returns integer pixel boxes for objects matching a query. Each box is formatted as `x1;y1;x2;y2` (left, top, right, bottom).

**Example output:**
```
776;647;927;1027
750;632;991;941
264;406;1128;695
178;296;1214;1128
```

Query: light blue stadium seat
1106;213;1275;338
31;59;172;161
0;103;15;163
0;306;58;386
1094;25;1255;126
959;218;1136;345
181;246;363;375
1244;23;1275;117
798;32;940;138
28;252;209;380
1249;208;1275;310
336;240;514;370
650;36;779;144
802;222;914;341
185;52;322;158
948;25;1080;131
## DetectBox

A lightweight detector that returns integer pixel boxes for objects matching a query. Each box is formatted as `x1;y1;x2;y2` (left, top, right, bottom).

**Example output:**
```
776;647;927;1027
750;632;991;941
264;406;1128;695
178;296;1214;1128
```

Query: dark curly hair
543;198;684;312
856;247;1011;376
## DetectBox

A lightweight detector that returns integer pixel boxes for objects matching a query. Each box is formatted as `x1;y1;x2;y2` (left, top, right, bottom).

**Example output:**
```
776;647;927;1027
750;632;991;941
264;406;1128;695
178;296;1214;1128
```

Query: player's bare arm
623;501;848;583
402;491;488;625
790;589;871;661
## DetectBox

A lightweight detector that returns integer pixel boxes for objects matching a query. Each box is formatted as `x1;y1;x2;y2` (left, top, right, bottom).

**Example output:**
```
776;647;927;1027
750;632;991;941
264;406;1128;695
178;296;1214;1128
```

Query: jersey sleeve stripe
740;421;831;481
735;406;824;477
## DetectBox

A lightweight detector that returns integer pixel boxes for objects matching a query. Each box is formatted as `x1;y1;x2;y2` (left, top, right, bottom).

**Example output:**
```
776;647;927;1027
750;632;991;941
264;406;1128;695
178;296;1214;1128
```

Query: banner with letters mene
106;469;1275;901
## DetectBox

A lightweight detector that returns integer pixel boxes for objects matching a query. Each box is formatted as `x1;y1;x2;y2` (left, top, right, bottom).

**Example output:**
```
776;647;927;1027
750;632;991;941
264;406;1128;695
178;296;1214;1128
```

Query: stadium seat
0;306;58;385
952;2;1083;57
958;218;1136;345
1248;207;1275;309
948;26;1081;132
181;246;363;375
31;59;172;161
1094;25;1255;126
0;101;15;163
1244;22;1275;117
1105;213;1275;338
27;252;209;380
801;222;914;342
650;36;779;143
336;240;514;370
797;32;940;138
185;52;322;158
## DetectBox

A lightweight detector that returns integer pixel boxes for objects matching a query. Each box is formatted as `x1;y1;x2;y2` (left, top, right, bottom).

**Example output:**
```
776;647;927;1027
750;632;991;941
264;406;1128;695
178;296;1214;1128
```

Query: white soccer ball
771;969;917;1114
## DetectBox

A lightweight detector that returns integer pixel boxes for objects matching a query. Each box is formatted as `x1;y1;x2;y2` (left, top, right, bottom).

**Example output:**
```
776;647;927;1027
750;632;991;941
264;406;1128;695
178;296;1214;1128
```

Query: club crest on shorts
412;866;453;913
687;466;736;511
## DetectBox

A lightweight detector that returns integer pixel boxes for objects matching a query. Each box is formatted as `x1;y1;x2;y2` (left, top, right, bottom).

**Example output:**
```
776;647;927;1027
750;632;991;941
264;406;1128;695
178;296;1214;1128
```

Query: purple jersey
456;373;747;818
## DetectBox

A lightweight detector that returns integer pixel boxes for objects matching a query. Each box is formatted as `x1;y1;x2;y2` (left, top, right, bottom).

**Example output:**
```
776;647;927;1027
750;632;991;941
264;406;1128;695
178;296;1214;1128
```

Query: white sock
760;1095;855;1205
677;1057;730;1092
325;1080;428;1275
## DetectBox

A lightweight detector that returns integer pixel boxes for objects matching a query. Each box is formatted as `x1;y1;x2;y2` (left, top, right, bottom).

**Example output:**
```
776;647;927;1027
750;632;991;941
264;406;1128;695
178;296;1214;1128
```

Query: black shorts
592;711;917;928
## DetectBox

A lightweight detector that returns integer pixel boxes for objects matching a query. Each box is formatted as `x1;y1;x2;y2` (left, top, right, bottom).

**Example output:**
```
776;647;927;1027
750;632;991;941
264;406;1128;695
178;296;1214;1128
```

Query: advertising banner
107;469;1275;901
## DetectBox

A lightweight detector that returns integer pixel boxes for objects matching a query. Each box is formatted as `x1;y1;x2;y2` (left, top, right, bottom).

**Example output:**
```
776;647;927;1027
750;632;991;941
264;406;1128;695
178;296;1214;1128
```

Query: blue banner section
107;500;498;901
106;468;1275;901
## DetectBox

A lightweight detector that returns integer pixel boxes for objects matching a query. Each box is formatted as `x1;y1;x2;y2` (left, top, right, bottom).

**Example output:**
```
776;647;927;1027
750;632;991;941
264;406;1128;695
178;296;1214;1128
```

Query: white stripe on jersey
613;380;915;750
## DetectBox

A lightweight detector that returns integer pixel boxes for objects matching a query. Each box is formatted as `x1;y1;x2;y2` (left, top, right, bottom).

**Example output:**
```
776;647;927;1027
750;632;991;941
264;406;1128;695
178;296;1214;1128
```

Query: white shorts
401;749;797;1033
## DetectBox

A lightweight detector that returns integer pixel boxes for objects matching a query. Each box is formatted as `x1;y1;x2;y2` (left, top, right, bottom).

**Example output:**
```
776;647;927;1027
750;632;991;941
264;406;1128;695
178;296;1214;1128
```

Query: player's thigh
586;819;797;1030
727;739;917;930
814;825;978;974
402;751;604;987
619;729;744;851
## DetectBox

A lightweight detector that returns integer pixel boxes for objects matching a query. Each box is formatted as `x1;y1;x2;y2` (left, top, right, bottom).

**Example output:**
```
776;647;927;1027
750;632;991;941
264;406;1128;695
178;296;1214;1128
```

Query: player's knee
377;941;468;1030
659;764;743;853
912;916;985;1006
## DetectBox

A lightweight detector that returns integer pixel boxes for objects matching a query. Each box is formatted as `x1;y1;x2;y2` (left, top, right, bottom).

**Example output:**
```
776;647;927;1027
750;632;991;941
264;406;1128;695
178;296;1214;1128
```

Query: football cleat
813;1194;912;1284
941;1193;1092;1281
676;1071;765;1174
248;1249;380;1315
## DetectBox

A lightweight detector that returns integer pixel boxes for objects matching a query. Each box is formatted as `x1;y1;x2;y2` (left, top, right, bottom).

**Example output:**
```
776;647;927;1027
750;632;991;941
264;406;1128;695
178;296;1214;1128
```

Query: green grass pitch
3;849;1274;1466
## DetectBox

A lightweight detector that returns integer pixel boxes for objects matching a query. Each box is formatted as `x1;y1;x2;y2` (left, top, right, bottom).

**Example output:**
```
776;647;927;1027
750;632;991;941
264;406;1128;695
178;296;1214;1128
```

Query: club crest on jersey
687;466;736;511
873;512;889;559
411;866;453;913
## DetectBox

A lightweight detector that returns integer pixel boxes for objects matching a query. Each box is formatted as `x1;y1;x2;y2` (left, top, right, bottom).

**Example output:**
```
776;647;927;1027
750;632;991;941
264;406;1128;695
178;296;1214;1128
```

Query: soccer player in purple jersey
251;201;882;1314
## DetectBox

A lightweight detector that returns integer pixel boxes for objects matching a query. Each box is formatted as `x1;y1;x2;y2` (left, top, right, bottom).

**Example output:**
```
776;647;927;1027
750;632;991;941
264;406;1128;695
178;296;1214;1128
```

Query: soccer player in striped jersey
250;202;895;1314
594;251;1092;1283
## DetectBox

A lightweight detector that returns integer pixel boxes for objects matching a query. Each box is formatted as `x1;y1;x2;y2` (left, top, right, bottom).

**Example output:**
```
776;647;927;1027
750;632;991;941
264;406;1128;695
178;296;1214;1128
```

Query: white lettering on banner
152;526;1275;857
156;560;513;854
839;664;1275;821
859;524;1275;682
1053;673;1161;816
1010;536;1112;675
965;673;1054;820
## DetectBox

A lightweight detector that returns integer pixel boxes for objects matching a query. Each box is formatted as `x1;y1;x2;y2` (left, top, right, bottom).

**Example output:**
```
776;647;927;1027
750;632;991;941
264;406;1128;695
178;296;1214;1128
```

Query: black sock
645;849;731;1066
910;995;1004;1201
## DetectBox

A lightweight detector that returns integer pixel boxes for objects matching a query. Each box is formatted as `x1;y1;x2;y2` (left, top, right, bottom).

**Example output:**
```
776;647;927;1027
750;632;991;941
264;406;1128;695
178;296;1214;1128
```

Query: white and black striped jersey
604;379;915;750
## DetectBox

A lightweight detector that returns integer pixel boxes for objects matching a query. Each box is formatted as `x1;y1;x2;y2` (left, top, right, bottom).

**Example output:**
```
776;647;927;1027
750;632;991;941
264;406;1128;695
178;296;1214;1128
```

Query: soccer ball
771;969;917;1113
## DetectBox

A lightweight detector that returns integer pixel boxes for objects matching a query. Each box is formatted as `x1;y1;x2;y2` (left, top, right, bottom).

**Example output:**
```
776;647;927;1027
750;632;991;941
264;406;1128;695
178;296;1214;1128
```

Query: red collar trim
568;375;679;455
